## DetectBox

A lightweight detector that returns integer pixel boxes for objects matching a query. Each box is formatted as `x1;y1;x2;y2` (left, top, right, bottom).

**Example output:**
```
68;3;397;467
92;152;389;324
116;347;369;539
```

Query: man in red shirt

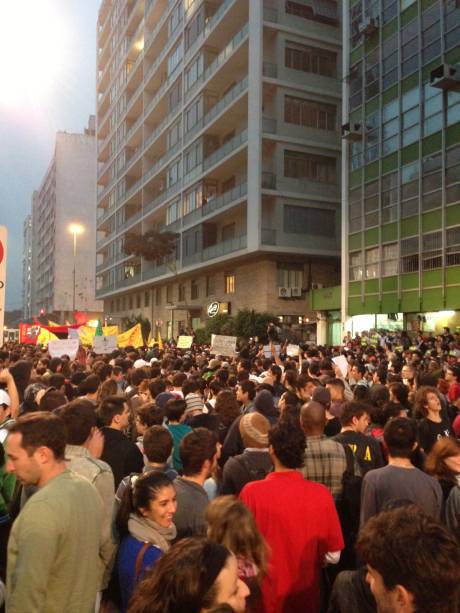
240;422;344;613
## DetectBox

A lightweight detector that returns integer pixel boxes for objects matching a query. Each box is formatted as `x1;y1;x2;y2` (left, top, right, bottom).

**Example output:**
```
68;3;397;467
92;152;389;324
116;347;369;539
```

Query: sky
0;0;100;310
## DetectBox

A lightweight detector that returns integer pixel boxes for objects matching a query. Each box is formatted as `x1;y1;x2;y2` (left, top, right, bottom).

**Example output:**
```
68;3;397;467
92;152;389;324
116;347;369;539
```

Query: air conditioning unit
359;16;379;36
311;283;324;290
342;122;363;142
430;64;460;92
278;287;292;298
291;287;302;297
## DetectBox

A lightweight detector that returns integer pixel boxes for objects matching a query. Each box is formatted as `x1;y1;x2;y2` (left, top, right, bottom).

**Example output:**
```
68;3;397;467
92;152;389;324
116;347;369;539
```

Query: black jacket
100;427;144;489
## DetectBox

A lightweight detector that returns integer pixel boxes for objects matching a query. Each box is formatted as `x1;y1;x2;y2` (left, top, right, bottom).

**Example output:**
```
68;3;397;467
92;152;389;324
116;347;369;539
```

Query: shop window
225;272;235;294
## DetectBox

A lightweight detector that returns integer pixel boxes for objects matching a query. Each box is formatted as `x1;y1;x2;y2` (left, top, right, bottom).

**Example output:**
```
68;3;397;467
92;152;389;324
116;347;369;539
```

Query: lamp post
68;223;84;313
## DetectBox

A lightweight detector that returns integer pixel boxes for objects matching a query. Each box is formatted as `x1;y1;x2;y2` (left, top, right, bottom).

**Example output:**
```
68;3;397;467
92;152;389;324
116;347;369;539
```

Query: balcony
184;0;238;63
260;228;338;252
117;272;142;288
202;234;247;262
96;229;116;250
144;179;183;215
143;139;182;187
97;206;116;227
203;128;248;171
144;18;182;87
144;106;182;152
145;0;175;51
263;62;341;95
96;254;117;273
277;177;339;200
144;61;182;120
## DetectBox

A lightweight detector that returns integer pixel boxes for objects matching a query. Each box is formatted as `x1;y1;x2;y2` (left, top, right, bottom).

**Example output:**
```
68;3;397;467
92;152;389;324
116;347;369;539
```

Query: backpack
236;454;272;483
336;444;363;569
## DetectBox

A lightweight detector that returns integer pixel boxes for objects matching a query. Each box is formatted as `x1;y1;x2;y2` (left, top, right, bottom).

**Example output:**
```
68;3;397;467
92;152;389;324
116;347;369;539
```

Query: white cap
134;359;149;369
0;389;11;407
150;357;159;364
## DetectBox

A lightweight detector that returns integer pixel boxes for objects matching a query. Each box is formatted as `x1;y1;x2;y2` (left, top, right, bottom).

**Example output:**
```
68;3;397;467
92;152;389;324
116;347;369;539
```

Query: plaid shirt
300;435;347;501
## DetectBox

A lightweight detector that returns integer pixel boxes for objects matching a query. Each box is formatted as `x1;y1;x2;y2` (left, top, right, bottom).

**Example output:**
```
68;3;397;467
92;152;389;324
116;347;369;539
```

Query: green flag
95;320;103;336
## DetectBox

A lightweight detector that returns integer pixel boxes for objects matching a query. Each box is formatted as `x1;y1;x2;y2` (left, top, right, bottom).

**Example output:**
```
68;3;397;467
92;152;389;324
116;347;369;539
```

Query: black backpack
336;444;363;569
236;454;272;482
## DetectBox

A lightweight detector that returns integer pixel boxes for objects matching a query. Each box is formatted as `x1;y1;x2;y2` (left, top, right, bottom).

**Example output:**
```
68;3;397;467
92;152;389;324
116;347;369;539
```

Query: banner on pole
48;339;79;359
211;334;237;356
93;335;118;354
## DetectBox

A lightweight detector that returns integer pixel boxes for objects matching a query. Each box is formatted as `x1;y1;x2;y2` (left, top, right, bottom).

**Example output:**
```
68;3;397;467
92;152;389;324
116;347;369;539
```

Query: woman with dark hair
214;390;241;443
116;471;177;611
425;437;460;534
129;538;249;613
414;386;452;454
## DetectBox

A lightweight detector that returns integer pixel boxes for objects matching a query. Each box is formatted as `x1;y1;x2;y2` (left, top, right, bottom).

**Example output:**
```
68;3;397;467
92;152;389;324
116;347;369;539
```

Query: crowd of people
0;324;460;612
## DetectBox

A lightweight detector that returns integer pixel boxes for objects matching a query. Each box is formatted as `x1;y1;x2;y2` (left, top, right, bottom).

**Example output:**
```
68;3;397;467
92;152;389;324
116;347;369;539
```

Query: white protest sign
332;355;349;378
211;334;237;356
93;335;118;354
177;335;193;349
48;339;79;360
263;344;281;358
286;344;300;357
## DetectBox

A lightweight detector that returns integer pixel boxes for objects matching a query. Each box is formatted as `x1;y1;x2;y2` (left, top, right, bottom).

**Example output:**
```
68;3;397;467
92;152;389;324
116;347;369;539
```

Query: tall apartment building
28;118;103;322
96;0;342;340
340;0;460;335
22;214;33;320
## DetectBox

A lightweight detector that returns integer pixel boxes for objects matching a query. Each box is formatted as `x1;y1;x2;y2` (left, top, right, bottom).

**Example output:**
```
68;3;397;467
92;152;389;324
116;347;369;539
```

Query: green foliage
123;230;179;263
193;309;279;345
194;327;210;345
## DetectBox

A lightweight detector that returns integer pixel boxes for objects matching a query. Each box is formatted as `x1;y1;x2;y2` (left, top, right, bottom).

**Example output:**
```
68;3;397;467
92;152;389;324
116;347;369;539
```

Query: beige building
28;117;103;321
96;0;342;339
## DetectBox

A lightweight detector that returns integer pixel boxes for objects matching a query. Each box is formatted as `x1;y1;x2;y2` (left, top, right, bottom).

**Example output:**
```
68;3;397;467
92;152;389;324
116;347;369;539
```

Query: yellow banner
117;323;144;348
37;328;59;347
78;325;119;347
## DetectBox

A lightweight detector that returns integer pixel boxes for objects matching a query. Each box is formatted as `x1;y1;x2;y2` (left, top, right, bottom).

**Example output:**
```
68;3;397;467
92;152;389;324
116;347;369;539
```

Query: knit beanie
253;389;276;417
239;413;270;449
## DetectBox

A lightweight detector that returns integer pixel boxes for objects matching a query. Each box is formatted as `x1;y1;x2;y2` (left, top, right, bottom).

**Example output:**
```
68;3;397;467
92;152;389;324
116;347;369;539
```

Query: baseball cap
134;359;149;369
0;389;11;407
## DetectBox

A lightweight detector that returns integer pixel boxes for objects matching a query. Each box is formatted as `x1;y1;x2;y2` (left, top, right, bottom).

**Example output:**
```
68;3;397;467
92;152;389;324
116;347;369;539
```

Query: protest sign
332;355;349;378
263;344;281;358
48;339;79;360
286;344;300;357
177;336;193;349
211;334;237;356
93;335;118;354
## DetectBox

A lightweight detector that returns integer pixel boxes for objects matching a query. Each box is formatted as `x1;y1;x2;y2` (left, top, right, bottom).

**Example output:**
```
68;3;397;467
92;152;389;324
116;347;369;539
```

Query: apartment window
225;272;235;294
185;4;205;50
284;150;336;183
169;80;181;110
446;226;460;267
401;161;420;218
191;279;199;300
168;43;182;76
446;145;460;204
166;285;173;303
136;293;141;309
221;223;235;242
364;180;379;228
349;187;362;233
284;205;336;237
129;295;133;310
184;183;203;215
381;243;398;276
168;1;182;35
185;53;204;90
185;96;203;131
349;251;363;281
381;172;398;223
184;140;202;174
167;120;181;149
285;0;338;26
285;96;336;131
365;247;379;279
277;264;304;288
206;275;215;296
423;82;443;137
178;284;186;302
401;236;419;273
168;158;181;187
167;199;181;225
421;231;442;270
285;42;336;77
155;287;162;305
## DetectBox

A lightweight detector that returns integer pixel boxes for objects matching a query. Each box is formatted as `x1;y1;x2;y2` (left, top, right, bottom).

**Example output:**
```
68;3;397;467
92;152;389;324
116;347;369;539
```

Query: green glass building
340;0;460;335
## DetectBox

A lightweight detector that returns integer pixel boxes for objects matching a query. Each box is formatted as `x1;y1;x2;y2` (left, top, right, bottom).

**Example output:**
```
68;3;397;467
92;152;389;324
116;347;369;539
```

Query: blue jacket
118;535;162;611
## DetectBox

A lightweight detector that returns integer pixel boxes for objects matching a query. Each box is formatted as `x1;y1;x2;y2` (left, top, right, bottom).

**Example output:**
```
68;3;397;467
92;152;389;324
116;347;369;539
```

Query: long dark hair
116;471;174;536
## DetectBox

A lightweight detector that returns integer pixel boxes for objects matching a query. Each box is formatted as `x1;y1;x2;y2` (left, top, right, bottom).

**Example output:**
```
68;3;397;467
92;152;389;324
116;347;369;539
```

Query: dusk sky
0;1;99;310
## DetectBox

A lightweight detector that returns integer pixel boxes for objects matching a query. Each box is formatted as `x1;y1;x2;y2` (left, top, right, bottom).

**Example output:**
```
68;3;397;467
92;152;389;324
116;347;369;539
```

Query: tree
123;230;179;266
233;309;279;341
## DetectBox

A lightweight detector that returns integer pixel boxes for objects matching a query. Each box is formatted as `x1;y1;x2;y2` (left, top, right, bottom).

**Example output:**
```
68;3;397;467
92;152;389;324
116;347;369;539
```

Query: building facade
27;118;103;322
96;0;342;339
341;0;460;335
22;214;33;320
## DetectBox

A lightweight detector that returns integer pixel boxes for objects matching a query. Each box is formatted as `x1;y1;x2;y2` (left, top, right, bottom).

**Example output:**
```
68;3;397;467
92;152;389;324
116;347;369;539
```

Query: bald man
299;401;347;501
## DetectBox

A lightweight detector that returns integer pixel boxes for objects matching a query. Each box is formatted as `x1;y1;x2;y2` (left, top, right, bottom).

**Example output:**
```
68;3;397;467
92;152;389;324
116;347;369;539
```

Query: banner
19;323;40;345
263;344;281;358
286;344;300;357
117;323;144;348
78;325;119;347
0;227;6;341
93;335;117;354
332;355;349;378
48;339;79;359
211;334;237;356
177;335;193;349
37;328;59;347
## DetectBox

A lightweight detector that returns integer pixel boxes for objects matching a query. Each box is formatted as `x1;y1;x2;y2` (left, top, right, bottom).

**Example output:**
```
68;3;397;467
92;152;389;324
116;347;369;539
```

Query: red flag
73;311;88;326
19;323;40;345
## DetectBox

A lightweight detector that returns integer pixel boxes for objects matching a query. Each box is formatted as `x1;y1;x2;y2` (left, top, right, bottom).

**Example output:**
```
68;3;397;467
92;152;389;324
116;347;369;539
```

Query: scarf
128;513;176;552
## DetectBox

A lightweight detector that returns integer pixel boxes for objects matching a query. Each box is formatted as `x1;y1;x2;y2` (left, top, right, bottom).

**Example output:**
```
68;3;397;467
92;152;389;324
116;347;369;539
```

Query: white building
22;214;33;320
28;117;103;321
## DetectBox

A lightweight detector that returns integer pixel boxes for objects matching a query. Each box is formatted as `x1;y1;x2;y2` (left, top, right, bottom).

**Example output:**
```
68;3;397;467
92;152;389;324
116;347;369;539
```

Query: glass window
284;205;336;236
285;42;337;77
422;231;442;270
191;279;199;300
285;96;337;130
284;150;336;183
225;272;235;294
382;243;398;276
365;247;379;279
349;251;363;281
446;226;460;267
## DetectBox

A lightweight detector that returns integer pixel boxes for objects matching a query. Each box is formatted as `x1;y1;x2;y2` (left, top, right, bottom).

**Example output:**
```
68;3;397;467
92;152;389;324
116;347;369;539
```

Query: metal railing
144;18;182;86
144;61;182;119
144;179;183;214
201;234;247;261
203;129;248;170
184;0;237;63
201;181;247;218
142;139;182;186
262;62;277;78
262;117;277;133
262;172;276;189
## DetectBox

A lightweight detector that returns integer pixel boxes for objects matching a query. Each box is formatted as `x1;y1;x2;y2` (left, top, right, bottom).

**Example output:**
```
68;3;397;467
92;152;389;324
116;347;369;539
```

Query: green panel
401;273;419;290
447;204;460;226
381;222;398;242
350;169;362;188
446;266;460;284
422;131;442;155
365;279;379;293
401;73;419;93
348;295;364;316
446;122;460;148
349;281;362;296
311;285;341;310
422;210;442;231
366;97;380;116
364;227;379;246
350;45;363;66
382;276;397;291
446;47;460;66
422;59;442;82
349;232;362;250
365;161;379;181
422;288;442;311
421;0;437;10
350;108;362;124
401;216;419;237
382;152;398;173
363;295;380;313
422;270;442;287
381;293;399;312
401;142;419;165
383;85;398;104
446;286;460;310
401;290;420;312
401;3;418;26
383;18;398;38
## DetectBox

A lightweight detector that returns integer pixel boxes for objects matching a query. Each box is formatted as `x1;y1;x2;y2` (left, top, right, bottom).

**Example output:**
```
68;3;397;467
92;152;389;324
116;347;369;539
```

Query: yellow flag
157;330;163;351
117;324;144;348
37;328;59;347
78;324;120;347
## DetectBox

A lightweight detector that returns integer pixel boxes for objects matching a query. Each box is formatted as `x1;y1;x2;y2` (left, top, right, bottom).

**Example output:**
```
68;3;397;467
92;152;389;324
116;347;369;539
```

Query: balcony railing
96;230;116;249
117;272;142;288
184;0;237;63
202;234;247;262
201;181;247;217
144;18;182;86
262;172;277;189
262;117;277;133
203;128;248;170
144;61;182;119
97;206;116;227
144;179;183;214
144;106;181;151
142;139;182;186
262;62;278;78
145;0;175;50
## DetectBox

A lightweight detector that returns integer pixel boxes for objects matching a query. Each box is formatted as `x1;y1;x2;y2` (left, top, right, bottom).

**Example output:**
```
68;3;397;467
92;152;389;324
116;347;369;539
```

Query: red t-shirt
240;471;344;613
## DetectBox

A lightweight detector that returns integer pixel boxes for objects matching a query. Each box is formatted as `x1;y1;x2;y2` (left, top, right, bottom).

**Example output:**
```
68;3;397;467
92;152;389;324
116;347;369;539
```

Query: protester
165;398;193;473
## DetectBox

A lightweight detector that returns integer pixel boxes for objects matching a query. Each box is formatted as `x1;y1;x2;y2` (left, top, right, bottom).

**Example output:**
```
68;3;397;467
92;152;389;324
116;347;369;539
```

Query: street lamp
69;223;84;313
